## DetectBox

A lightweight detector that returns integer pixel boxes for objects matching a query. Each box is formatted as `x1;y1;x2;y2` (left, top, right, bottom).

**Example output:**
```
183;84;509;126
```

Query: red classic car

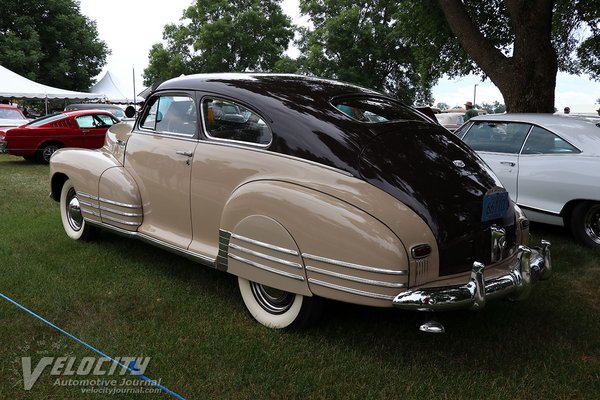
0;110;118;163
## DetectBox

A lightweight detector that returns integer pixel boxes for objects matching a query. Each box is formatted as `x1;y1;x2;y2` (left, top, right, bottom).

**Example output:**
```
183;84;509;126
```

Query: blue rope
0;292;186;400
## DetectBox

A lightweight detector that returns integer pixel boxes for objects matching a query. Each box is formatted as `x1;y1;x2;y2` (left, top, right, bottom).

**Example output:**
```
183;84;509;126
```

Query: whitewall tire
60;179;97;241
238;277;321;330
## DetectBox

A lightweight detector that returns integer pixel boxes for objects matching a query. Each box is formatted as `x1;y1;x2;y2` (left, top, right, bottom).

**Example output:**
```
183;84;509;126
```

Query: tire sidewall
60;179;85;240
570;201;600;248
238;277;304;329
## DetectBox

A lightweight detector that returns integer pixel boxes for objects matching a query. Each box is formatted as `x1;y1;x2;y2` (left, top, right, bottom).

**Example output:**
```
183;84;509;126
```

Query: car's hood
359;122;515;275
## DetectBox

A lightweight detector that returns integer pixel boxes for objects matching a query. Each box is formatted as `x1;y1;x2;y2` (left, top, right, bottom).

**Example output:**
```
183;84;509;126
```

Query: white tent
90;71;143;104
0;64;105;100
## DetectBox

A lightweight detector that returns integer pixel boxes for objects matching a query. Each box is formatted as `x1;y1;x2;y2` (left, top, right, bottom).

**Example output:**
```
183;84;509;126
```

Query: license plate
482;191;509;222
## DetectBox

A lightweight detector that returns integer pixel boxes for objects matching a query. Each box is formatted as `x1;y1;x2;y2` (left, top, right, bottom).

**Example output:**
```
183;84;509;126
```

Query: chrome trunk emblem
453;160;465;168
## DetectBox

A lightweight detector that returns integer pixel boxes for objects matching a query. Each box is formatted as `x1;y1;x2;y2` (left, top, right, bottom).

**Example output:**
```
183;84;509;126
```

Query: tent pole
45;95;48;115
132;66;136;106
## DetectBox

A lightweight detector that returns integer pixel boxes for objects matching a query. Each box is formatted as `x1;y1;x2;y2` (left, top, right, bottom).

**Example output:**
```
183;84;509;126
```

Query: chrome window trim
302;253;408;276
229;243;302;270
229;232;299;256
306;265;407;288
308;278;397;301
200;96;272;149
137;93;198;139
229;253;305;281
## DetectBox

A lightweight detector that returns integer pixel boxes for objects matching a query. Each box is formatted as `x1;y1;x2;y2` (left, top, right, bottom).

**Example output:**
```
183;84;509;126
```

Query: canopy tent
90;71;143;104
0;65;105;100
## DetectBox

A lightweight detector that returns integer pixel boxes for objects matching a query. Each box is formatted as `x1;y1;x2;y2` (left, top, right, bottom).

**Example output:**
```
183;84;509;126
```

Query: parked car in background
457;114;600;248
0;110;118;163
64;103;126;120
435;112;465;132
0;104;29;129
49;74;550;333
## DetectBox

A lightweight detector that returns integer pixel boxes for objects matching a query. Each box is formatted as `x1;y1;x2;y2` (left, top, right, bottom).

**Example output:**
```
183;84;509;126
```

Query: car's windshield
332;97;429;124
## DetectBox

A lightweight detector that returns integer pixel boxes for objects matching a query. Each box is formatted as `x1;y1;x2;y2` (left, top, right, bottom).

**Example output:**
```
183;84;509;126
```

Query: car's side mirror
125;106;136;118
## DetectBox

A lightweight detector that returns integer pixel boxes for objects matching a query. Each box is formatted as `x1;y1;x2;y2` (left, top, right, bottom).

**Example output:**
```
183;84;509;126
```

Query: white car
456;114;600;248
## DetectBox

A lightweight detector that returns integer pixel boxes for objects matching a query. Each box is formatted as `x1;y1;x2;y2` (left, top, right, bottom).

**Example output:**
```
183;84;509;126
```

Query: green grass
1;154;599;399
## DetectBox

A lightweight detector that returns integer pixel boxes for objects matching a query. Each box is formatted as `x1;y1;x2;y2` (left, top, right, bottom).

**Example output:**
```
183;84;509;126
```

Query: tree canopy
396;0;599;111
297;0;432;104
144;0;599;110
143;0;294;85
0;0;109;91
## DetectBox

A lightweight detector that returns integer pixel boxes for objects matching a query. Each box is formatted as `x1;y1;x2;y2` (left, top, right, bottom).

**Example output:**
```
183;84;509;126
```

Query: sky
78;0;599;112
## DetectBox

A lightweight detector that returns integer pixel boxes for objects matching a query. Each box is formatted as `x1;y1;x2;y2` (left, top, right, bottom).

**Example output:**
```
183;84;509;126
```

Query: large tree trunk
437;0;557;113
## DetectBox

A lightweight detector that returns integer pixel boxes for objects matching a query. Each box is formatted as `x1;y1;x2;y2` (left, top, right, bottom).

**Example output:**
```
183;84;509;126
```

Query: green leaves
143;0;294;85
0;0;109;91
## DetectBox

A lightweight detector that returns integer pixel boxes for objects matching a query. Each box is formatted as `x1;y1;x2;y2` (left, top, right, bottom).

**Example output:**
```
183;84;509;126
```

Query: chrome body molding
229;243;303;270
302;253;408;276
393;240;552;312
216;230;231;271
305;265;407;288
229;232;299;256
229;253;305;281
99;205;143;218
308;278;397;301
100;214;141;227
85;219;216;268
98;197;142;209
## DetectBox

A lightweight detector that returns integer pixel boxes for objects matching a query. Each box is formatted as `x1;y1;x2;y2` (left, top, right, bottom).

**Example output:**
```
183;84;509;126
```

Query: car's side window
140;95;197;137
75;115;96;129
522;126;580;154
202;98;272;146
462;121;530;154
96;114;117;126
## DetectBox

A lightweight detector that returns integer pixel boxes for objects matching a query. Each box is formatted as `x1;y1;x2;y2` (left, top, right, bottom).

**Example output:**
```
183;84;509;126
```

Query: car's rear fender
219;180;411;307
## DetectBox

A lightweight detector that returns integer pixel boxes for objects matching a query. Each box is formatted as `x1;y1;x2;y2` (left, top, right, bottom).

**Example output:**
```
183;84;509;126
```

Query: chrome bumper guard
393;240;551;312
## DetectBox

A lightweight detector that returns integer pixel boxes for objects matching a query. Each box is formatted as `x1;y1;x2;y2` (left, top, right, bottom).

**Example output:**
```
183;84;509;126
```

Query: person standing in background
464;101;478;121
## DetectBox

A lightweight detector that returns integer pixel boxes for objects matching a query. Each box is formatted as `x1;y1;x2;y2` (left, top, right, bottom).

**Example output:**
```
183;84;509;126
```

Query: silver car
456;114;600;248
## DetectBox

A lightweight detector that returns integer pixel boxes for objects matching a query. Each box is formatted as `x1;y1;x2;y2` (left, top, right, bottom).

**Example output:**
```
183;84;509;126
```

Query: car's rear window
331;97;428;123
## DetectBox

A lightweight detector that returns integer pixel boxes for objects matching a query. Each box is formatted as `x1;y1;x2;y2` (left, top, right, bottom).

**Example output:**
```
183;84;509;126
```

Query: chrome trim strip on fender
101;214;142;226
302;253;408;276
99;205;143;217
78;192;98;201
229;243;302;269
79;199;99;209
229;253;305;281
99;197;142;209
308;278;396;301
305;265;407;288
229;232;299;256
81;208;100;217
217;230;231;271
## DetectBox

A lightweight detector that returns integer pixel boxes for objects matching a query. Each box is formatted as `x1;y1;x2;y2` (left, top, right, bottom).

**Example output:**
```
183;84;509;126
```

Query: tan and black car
49;74;551;333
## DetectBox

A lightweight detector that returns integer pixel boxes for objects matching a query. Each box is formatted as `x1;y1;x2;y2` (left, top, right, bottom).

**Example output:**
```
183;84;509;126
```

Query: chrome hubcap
584;204;600;245
66;189;83;231
250;282;294;314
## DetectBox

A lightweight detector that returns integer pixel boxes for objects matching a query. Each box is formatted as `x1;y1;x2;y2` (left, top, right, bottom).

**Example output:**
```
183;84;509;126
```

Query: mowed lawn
0;154;599;399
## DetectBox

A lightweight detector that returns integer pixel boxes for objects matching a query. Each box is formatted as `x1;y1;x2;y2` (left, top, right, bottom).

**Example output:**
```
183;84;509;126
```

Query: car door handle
500;161;516;167
175;150;193;157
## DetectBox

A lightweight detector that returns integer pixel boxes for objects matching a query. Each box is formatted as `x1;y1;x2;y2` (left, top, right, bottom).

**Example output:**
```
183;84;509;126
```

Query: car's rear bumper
392;241;551;312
